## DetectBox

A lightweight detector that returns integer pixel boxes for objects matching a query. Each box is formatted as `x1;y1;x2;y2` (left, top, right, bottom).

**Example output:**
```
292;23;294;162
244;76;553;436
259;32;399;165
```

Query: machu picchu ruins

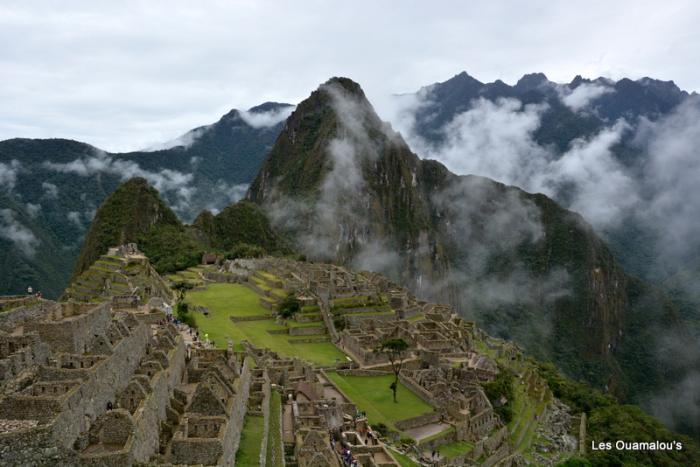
0;246;584;466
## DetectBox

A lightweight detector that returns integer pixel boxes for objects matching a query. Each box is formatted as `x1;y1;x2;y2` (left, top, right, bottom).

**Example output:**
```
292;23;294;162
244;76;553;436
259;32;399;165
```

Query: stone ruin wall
0;316;150;465
0;300;58;333
25;302;112;354
128;335;186;462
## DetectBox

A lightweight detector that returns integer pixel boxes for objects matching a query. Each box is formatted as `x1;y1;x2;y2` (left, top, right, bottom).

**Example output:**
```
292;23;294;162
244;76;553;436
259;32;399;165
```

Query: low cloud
392;95;636;229
633;97;700;275
25;202;41;218
0;208;39;256
429;176;571;314
42;149;194;215
67;211;83;228
558;82;613;111
238;106;295;128
41;182;59;199
145;125;211;151
0;160;21;192
264;82;403;277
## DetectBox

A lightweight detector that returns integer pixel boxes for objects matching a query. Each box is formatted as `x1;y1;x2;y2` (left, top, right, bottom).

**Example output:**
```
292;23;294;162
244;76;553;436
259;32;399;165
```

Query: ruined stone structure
0;253;576;466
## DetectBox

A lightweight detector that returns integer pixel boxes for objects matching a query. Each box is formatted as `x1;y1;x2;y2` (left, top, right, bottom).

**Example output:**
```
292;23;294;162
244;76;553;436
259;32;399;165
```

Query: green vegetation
482;366;515;423
377;337;409;403
72;177;184;278
186;283;346;365
265;391;284;467
507;372;548;454
193;201;290;255
187;283;269;317
138;224;203;274
387;447;420;467
226;242;265;259
235;414;264;466
538;362;700;466
325;372;433;432
277;293;300;319
437;440;474;459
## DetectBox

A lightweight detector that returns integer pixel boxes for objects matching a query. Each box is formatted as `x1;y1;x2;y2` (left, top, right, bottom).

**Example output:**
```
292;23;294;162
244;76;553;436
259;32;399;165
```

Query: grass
325;372;434;432
235;414;264;466
286;320;325;328
257;270;280;282
507;368;549;454
265;391;284;467
437;440;474;458
251;276;286;298
187;283;346;366
187;283;269;317
387;447;420;467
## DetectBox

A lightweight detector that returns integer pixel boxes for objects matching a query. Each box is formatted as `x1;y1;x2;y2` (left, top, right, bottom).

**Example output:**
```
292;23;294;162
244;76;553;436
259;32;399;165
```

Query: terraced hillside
62;250;172;304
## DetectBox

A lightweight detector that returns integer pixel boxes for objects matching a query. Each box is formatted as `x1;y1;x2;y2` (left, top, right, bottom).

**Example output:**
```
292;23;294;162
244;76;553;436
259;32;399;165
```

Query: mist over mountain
246;78;698;442
383;71;699;286
0;103;290;297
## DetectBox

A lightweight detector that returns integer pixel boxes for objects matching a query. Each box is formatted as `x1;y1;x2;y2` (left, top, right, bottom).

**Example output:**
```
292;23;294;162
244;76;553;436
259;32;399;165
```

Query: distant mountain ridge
412;71;690;149
0;102;291;297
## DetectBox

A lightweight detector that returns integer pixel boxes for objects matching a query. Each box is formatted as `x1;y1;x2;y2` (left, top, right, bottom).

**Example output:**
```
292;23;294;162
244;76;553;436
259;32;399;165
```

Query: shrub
278;293;301;319
226;242;266;260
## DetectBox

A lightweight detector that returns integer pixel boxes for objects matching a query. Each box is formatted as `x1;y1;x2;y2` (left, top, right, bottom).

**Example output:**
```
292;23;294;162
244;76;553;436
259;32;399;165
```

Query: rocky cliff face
247;77;682;401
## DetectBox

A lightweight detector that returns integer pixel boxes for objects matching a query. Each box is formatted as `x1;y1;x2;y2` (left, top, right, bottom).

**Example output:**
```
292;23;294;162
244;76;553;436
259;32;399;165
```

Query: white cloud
0;1;698;151
144;125;211;151
559;82;613;111
41;181;59;199
238;106;295;128
42;149;194;213
0;208;39;256
634;97;700;271
25;202;41;218
0;159;21;191
398;95;637;229
66;210;82;228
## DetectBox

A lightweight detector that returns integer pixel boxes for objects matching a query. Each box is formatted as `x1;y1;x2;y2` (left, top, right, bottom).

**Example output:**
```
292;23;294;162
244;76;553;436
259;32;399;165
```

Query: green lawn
187;283;269;317
236;414;264;466
387;447;420;467
187;283;346;366
251;276;286;298
265;391;284;467
325;372;434;431
437;440;474;458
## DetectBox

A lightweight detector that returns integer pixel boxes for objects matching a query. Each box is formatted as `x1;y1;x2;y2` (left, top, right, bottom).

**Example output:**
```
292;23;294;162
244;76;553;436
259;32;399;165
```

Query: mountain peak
247;101;293;113
515;72;550;91
321;76;367;98
71;177;183;278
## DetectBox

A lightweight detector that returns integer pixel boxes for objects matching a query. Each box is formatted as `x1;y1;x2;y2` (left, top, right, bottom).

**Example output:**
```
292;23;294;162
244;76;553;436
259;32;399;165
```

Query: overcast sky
1;0;698;152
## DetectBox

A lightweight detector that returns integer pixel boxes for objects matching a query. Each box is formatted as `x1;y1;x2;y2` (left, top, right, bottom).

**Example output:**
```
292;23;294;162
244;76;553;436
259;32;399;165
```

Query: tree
172;281;196;327
277;293;301;319
377;337;409;403
172;281;194;303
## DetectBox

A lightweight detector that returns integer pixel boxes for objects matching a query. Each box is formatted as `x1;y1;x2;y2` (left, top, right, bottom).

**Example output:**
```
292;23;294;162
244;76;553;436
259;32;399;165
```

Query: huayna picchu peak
245;77;692;414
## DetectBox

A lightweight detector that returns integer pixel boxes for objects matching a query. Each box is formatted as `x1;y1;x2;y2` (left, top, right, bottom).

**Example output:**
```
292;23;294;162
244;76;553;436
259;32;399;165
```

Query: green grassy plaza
437;440;474;458
325;372;434;432
387;447;420;467
186;283;346;366
235;414;264;466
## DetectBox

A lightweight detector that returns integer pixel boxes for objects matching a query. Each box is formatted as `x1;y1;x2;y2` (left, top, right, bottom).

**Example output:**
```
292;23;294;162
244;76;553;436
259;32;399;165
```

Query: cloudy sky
1;0;698;152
